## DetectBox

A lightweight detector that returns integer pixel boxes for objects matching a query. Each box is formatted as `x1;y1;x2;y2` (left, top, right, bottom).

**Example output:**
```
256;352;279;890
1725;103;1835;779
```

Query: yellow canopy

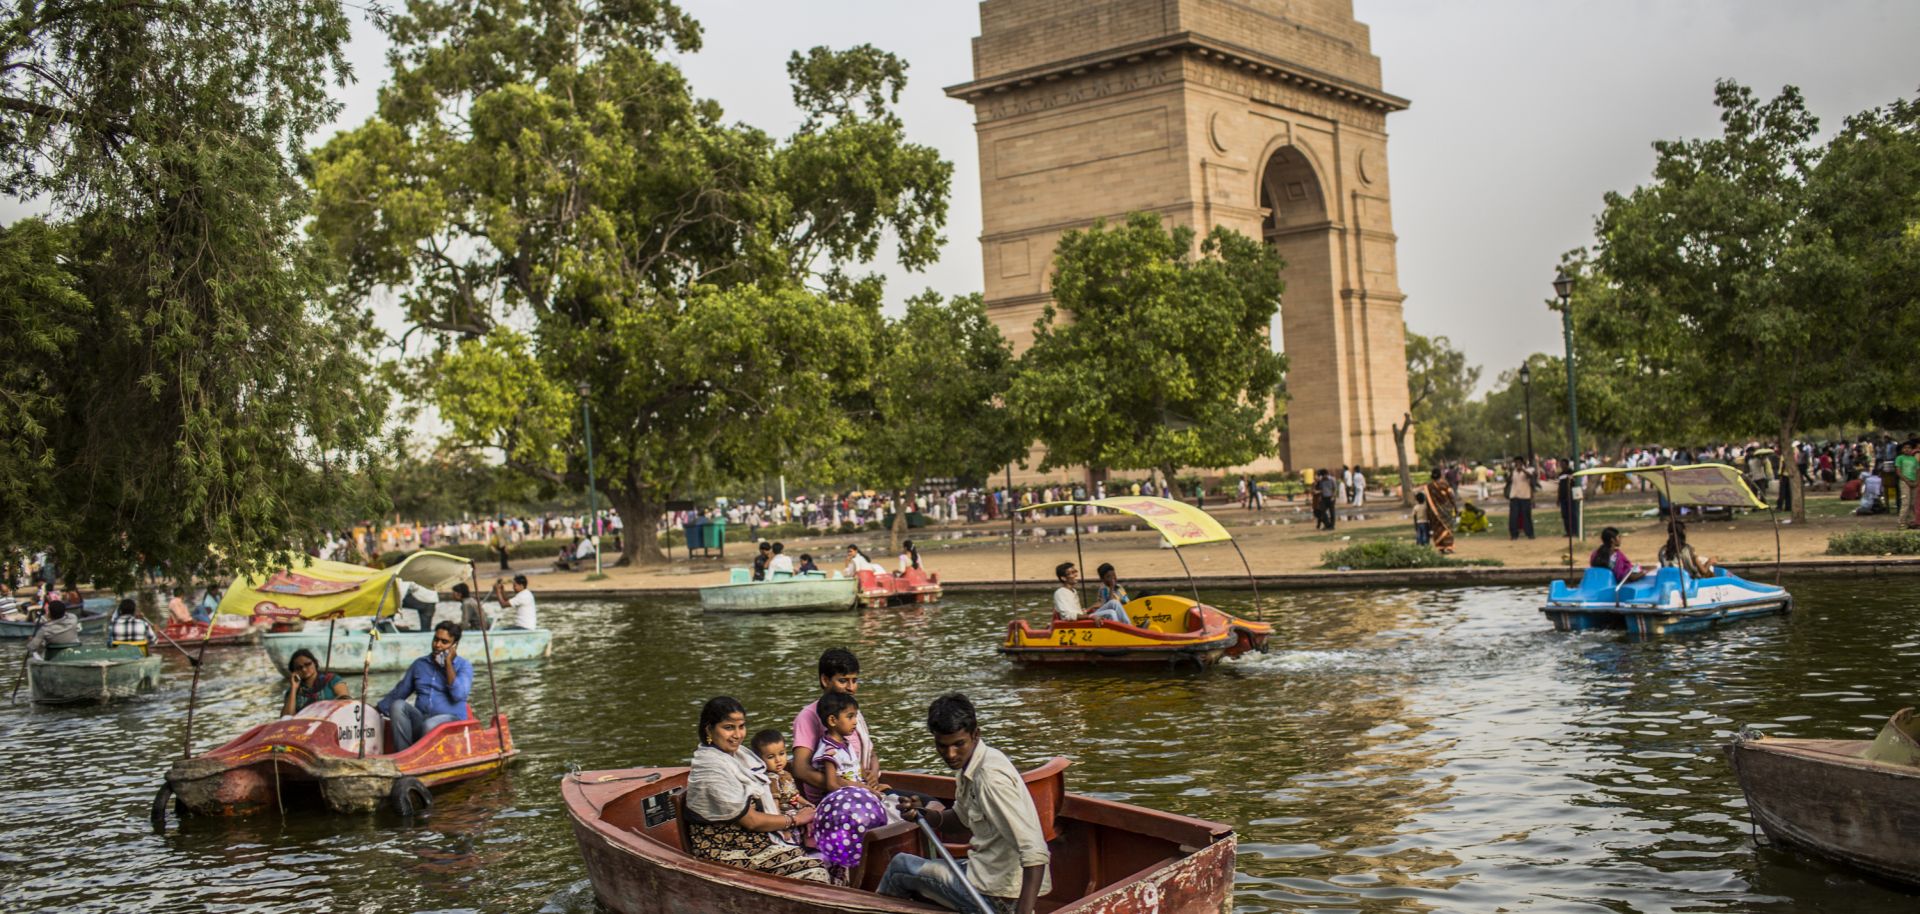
215;551;473;620
1572;463;1766;509
1021;496;1233;547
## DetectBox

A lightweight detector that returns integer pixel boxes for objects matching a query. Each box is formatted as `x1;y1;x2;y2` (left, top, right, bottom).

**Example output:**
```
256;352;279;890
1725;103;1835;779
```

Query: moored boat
698;570;857;613
1002;595;1271;666
262;626;553;674
160;698;517;820
155;618;268;647
563;757;1235;914
1725;709;1920;887
28;645;163;704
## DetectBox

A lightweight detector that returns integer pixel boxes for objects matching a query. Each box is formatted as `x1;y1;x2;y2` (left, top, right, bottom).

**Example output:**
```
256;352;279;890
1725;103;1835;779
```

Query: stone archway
947;0;1413;477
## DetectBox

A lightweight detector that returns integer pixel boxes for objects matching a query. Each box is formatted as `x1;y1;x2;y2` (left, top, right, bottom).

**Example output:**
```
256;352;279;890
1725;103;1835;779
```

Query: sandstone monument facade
946;0;1412;474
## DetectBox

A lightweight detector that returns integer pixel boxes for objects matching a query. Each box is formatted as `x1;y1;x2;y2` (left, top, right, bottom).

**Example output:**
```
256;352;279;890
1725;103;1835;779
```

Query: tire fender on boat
150;783;181;832
390;776;433;818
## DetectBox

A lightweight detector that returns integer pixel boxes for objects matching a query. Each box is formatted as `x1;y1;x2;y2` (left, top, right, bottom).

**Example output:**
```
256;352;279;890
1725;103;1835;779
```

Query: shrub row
1826;529;1920;556
1319;540;1503;570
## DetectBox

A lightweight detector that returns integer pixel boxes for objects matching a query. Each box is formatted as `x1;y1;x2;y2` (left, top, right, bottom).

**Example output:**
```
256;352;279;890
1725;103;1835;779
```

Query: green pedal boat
29;645;163;704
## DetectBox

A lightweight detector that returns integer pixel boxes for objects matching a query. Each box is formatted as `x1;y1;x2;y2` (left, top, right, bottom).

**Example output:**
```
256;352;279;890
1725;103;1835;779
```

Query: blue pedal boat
1542;566;1792;636
1543;461;1792;638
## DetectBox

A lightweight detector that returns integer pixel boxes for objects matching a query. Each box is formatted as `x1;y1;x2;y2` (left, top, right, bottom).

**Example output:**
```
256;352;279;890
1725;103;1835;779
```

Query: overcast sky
23;1;1919;390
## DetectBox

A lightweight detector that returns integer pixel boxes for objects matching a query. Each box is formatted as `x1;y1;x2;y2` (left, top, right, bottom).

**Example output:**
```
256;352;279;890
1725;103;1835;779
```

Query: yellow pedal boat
1001;594;1272;667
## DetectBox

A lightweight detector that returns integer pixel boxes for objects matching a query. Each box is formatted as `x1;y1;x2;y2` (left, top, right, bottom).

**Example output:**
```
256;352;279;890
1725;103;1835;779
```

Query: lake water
1;577;1916;913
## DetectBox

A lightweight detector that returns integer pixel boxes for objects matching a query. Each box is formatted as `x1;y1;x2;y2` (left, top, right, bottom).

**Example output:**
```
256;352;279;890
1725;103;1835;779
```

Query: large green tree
861;292;1022;550
1389;331;1479;503
0;0;388;582
312;1;951;564
1569;82;1920;518
1007;213;1288;483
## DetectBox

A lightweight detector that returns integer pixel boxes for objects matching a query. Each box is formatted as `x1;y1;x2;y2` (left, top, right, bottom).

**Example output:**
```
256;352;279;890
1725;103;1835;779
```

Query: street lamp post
1555;271;1579;468
1518;362;1535;465
578;381;604;580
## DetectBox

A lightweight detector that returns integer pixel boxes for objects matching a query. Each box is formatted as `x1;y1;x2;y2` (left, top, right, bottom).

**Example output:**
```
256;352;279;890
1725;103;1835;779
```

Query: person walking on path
1898;439;1919;530
1506;458;1537;540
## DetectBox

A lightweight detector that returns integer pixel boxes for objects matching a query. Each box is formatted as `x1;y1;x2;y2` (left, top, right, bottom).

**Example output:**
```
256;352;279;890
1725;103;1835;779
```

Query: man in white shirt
767;541;795;575
491;575;537;630
1050;563;1125;625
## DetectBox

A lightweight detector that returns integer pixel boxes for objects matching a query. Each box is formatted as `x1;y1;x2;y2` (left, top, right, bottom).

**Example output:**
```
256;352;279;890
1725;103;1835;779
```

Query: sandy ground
483;486;1916;593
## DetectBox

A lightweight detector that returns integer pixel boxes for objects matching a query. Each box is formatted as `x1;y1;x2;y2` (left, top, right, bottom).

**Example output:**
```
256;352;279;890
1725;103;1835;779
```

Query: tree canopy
0;0;388;582
1565;81;1920;516
311;0;952;563
1007;213;1288;481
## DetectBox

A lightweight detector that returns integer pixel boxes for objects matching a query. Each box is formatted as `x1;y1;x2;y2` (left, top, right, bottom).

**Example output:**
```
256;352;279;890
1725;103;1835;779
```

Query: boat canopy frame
1571;462;1782;587
1016;496;1262;620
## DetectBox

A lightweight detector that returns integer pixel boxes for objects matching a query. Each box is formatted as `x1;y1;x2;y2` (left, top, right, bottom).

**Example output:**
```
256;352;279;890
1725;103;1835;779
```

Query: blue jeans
876;853;1006;913
1091;599;1128;626
1414;523;1430;546
383;701;456;753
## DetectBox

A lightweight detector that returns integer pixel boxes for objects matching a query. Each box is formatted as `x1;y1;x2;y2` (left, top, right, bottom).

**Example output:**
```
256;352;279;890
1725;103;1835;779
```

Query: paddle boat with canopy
153;552;519;826
213;556;552;672
999;496;1273;667
1542;463;1790;637
856;566;943;608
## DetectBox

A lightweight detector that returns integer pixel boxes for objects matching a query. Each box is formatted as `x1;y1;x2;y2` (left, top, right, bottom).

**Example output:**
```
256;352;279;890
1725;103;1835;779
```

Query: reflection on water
1;578;1917;913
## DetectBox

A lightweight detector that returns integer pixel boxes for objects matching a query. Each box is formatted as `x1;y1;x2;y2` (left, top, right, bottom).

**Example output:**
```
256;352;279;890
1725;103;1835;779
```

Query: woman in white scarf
684;696;829;883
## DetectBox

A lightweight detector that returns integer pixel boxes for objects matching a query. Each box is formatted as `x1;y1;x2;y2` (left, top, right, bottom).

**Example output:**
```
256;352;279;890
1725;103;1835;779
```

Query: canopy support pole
323;616;337;670
1766;505;1783;585
1229;540;1262;621
1071;509;1087;607
1661;467;1686;610
1006;465;1017;602
1172;546;1200;604
473;568;506;757
1564;478;1576;575
359;581;396;760
181;580;213;759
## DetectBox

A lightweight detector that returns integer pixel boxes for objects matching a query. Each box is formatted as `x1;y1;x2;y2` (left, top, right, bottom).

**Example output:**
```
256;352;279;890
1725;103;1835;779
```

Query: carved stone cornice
945;30;1409;115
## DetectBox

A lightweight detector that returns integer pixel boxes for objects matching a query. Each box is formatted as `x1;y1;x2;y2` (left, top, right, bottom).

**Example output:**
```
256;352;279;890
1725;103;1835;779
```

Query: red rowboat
156;698;517;823
155;618;268;647
856;568;944;609
564;757;1235;913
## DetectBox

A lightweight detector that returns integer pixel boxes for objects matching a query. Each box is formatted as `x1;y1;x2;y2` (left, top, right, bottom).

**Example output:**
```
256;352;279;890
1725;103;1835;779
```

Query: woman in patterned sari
1425;477;1458;554
685;696;830;883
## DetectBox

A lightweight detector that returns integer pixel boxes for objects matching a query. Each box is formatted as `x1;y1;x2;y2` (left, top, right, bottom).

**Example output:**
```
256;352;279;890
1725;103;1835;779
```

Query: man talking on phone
377;620;473;752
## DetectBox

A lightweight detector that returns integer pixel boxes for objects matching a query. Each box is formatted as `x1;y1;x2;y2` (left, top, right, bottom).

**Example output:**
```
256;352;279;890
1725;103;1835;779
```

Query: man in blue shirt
378;621;473;752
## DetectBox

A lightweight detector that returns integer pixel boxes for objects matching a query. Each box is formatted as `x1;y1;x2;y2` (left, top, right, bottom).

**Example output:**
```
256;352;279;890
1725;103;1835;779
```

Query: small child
812;692;885;795
751;729;810;845
1413;490;1432;547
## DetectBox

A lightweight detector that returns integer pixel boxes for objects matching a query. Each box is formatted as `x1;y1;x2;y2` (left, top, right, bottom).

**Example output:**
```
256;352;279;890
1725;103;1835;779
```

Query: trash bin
684;518;705;553
704;518;727;555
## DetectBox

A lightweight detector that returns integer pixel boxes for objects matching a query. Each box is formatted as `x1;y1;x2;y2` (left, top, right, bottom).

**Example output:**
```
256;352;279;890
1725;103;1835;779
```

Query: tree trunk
608;488;669;566
889;488;912;555
1392;413;1415;508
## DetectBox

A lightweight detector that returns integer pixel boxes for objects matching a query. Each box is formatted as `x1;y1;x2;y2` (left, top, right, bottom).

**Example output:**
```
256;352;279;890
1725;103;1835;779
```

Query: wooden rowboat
28;645;163;704
0;611;110;639
1725;709;1920;887
261;626;553;673
564;757;1234;914
1001;596;1272;668
160;698;517;822
155;619;268;647
698;570;858;613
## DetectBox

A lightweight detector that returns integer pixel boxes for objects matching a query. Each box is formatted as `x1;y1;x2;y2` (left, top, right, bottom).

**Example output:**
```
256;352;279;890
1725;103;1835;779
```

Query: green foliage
862;292;1022;489
0;1;386;583
1826;530;1920;556
1319;540;1503;570
1008;213;1288;478
1404;331;1480;460
312;1;953;564
1568;82;1920;517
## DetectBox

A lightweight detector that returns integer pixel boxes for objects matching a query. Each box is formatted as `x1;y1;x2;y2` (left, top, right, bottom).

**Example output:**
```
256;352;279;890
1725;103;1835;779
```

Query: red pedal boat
156;699;516;823
155;618;269;647
856;567;944;608
563;757;1235;914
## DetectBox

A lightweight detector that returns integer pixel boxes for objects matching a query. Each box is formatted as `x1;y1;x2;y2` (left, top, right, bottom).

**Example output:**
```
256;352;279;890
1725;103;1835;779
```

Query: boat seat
672;788;693;852
1550;568;1616;603
729;568;752;584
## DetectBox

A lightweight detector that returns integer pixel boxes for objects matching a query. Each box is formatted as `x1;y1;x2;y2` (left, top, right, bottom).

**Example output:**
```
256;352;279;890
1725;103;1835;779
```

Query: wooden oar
9;619;42;704
915;815;995;914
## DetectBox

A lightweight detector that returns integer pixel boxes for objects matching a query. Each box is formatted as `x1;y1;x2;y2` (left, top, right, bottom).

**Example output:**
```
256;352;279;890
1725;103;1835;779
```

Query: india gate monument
946;0;1413;475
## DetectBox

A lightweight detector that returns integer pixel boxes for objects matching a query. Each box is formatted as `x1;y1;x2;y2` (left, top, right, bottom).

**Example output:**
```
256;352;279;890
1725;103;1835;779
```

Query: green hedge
1827;529;1920;556
1319;540;1503;570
